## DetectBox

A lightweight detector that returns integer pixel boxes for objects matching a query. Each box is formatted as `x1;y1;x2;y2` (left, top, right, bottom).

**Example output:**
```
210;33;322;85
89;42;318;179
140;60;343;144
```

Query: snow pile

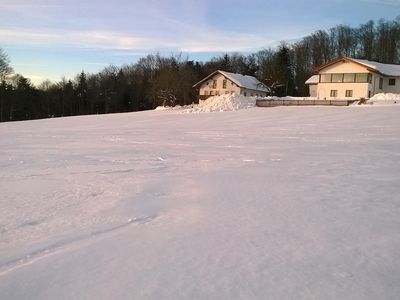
155;94;258;113
368;93;400;105
188;94;257;112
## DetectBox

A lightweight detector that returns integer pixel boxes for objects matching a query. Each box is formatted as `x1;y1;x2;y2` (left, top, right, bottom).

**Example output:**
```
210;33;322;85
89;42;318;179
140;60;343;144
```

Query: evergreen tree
274;44;296;96
76;71;88;114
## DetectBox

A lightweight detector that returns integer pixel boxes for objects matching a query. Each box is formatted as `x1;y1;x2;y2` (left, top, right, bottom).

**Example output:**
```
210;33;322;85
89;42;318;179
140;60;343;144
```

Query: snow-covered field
1;105;400;299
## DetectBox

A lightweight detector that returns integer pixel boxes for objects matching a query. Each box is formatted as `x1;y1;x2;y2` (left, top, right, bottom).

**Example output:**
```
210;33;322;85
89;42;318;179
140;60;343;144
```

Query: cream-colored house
305;57;400;99
193;70;270;99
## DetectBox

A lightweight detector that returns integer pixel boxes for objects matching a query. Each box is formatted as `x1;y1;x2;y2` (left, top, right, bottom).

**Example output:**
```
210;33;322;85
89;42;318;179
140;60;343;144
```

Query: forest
0;17;399;122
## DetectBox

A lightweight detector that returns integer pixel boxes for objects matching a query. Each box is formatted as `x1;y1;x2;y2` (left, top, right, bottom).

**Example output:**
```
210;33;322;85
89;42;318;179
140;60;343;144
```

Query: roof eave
313;56;383;75
218;70;244;88
192;70;219;88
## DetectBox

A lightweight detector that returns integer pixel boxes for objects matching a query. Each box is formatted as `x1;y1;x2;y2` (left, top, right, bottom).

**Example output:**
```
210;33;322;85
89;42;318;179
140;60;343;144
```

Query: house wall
241;88;267;97
370;74;400;96
199;73;241;96
308;84;317;97
379;76;400;94
317;61;372;99
320;60;368;73
317;82;370;99
316;60;400;99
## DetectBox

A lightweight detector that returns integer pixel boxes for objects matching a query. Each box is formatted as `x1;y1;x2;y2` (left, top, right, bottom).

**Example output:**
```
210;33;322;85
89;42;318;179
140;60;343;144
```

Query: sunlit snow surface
1;106;400;299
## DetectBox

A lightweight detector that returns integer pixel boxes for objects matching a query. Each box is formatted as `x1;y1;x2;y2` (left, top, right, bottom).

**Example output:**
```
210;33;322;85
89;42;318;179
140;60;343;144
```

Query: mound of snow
368;93;400;105
155;94;259;113
188;94;257;113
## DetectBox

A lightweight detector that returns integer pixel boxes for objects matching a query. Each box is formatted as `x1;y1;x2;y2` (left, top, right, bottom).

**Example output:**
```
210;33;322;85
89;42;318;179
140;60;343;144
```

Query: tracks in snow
0;215;156;277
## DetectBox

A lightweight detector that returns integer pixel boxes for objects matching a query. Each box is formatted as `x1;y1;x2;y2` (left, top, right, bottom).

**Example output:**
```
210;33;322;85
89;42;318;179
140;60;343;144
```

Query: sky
0;0;399;85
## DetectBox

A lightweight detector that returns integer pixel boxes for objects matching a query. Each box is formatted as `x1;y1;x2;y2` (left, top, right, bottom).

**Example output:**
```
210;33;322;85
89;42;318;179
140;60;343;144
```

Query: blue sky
1;0;398;85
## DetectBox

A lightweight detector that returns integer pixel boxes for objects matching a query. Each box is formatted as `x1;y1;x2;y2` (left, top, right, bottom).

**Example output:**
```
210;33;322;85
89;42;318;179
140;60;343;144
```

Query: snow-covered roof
314;56;400;77
193;70;270;92
305;75;319;85
350;58;400;76
218;70;270;92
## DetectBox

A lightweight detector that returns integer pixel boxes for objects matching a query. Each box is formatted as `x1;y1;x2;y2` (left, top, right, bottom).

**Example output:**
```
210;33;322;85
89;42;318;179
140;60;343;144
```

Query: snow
190;94;258;112
218;70;270;92
264;95;317;100
368;93;400;105
156;95;323;114
352;58;400;77
1;106;400;299
305;75;319;84
156;94;258;113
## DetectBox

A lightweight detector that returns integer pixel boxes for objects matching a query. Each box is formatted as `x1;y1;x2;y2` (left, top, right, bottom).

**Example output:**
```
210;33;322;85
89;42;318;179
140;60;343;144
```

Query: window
243;92;247;96
332;74;343;83
330;90;338;97
225;91;229;94
343;73;355;83
223;80;227;89
345;90;353;97
355;73;369;83
210;91;214;96
320;74;332;83
379;77;383;89
320;73;371;83
389;78;396;86
212;80;217;89
204;91;209;96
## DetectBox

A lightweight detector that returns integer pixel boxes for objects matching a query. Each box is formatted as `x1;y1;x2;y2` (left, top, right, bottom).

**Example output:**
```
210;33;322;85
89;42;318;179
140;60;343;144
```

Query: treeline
1;17;399;122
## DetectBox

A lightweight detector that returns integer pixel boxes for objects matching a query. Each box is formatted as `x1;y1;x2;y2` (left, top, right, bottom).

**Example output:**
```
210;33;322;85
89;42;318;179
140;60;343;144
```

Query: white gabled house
193;70;270;100
305;57;400;99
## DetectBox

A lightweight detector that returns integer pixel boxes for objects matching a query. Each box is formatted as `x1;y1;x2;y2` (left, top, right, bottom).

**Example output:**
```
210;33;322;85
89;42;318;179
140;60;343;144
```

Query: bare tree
0;48;13;80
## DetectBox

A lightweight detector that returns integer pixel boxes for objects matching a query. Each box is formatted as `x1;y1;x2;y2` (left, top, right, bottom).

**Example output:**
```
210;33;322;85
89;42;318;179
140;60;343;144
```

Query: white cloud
179;33;272;53
0;26;278;53
0;0;315;54
0;29;145;50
